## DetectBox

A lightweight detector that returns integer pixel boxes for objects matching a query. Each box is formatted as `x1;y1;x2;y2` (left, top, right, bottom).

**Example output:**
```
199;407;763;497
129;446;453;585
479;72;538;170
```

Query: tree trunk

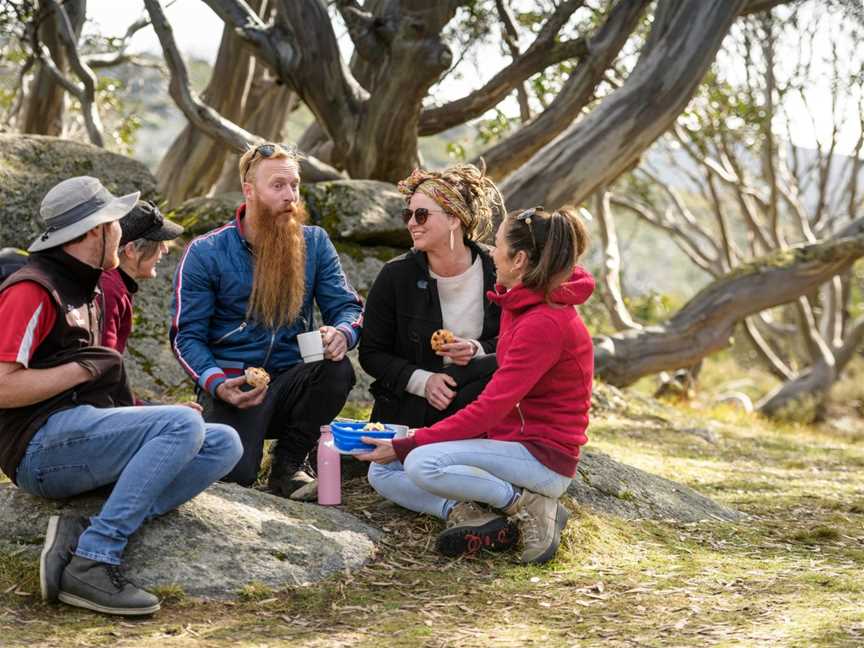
594;224;864;387
156;0;266;207
212;75;298;195
500;0;748;209
478;0;649;181
21;0;86;137
594;188;641;331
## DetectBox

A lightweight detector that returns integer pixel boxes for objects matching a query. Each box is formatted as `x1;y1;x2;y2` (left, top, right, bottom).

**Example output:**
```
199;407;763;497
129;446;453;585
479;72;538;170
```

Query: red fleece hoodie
392;267;595;477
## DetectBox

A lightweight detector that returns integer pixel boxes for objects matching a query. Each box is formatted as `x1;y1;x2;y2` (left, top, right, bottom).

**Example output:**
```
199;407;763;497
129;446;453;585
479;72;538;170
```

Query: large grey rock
0;135;156;248
302;179;410;247
0;482;380;597
570;450;741;522
167;192;243;236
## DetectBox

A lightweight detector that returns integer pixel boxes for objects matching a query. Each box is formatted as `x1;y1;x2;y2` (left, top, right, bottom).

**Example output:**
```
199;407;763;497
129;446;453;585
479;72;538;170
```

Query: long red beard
247;202;308;329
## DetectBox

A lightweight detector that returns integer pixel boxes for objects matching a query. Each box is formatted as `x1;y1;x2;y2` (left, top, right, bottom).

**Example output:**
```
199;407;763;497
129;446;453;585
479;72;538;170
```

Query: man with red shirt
0;177;242;616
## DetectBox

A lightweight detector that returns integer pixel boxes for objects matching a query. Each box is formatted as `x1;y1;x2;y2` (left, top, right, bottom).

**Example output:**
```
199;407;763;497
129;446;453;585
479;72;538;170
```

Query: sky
84;0;862;157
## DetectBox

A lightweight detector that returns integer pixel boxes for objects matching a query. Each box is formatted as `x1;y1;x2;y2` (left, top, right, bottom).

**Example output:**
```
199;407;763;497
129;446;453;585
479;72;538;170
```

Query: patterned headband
398;169;473;227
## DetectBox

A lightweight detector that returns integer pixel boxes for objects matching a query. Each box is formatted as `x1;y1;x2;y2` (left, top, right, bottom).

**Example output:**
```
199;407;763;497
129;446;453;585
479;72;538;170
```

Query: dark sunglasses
515;206;547;250
401;207;446;225
242;143;294;182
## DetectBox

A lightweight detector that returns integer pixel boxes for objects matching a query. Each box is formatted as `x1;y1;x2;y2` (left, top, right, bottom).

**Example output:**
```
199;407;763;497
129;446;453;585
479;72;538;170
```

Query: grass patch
3;393;864;646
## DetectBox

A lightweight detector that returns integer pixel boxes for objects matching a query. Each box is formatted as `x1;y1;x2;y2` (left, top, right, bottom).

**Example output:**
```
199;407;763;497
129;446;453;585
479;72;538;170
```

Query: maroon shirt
99;268;138;353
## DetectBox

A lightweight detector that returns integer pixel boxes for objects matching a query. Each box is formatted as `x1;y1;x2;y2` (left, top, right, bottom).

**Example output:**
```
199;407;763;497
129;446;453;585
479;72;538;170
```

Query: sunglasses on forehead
401;207;447;225
242;142;297;182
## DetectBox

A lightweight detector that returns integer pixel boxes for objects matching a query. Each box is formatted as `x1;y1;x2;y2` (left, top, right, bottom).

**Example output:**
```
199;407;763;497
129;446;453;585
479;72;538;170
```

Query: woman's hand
356;437;398;464
177;400;204;413
436;336;476;366
425;373;457;410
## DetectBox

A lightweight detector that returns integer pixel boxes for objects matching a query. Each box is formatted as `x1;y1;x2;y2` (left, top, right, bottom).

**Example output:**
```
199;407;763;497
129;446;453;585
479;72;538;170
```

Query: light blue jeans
367;439;572;520
16;405;242;565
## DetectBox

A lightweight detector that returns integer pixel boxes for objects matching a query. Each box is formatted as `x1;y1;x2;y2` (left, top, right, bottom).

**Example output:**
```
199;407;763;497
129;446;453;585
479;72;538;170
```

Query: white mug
297;330;324;363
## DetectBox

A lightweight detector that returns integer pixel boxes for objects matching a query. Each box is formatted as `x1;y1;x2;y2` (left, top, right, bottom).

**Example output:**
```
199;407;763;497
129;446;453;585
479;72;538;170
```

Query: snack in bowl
430;328;455;352
363;421;386;432
244;366;271;389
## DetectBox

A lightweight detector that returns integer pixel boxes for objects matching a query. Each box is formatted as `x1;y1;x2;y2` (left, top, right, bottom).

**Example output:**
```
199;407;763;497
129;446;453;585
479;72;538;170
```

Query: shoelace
515;510;541;545
105;564;129;591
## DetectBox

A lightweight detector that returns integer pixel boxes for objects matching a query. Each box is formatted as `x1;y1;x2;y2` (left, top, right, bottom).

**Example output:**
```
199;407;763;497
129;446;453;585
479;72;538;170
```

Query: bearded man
170;143;362;496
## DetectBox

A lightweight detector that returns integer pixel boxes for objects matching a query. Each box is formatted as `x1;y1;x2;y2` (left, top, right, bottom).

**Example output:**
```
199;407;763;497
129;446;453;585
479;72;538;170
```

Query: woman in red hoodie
360;206;594;564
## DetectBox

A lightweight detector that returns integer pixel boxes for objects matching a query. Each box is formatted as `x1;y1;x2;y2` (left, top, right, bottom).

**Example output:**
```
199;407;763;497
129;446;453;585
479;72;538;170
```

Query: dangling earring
449;229;455;252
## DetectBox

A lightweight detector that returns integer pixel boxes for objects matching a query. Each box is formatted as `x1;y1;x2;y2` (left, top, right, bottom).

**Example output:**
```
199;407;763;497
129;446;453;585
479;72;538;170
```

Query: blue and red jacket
170;205;363;396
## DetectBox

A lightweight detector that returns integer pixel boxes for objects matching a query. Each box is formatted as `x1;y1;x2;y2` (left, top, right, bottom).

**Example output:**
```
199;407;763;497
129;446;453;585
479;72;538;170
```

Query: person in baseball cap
100;200;185;354
0;176;241;617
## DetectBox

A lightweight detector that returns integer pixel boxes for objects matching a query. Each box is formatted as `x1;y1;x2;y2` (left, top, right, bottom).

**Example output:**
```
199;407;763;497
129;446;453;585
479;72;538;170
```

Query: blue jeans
367;439;572;520
16;405;242;565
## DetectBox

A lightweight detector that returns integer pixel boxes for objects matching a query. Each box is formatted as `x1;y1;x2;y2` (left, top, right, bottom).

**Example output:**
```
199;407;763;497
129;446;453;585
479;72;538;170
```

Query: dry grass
2;394;864;647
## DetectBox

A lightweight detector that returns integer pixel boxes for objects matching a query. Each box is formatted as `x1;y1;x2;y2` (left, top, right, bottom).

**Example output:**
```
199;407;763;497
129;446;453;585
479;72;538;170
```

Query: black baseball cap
119;200;184;246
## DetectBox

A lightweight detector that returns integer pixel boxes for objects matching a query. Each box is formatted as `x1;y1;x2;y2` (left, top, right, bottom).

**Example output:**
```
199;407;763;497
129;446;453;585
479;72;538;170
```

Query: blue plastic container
330;421;397;452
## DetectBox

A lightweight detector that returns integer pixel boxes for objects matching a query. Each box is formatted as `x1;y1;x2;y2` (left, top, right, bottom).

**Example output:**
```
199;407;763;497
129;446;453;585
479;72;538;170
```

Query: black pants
371;354;498;429
424;354;498;426
199;357;355;486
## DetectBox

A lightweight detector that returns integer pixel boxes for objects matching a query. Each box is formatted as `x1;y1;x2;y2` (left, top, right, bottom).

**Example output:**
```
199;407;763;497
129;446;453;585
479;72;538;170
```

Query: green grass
3;391;864;647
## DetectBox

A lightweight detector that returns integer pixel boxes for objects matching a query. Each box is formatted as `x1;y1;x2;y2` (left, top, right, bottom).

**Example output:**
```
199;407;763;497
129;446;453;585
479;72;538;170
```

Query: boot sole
39;516;60;602
524;503;572;565
437;518;518;557
58;591;161;616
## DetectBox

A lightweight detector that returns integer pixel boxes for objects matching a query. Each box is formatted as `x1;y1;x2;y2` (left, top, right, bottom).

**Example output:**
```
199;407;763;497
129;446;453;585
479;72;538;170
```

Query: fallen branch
594;221;864;386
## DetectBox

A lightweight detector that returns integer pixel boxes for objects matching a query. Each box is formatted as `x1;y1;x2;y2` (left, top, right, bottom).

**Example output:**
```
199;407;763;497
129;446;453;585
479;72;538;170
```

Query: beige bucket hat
29;176;140;253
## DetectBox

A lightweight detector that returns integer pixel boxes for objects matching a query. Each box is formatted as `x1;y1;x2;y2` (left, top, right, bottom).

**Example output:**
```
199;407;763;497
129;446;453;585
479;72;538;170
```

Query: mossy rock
302;179;410;247
0;482;380;598
167;192;243;236
0;134;156;248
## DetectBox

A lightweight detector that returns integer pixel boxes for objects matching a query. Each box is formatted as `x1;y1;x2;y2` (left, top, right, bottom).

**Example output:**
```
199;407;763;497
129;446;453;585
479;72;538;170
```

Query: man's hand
436;336;477;366
177;400;204;413
425;373;457;411
320;325;348;362
215;376;267;409
356;437;397;464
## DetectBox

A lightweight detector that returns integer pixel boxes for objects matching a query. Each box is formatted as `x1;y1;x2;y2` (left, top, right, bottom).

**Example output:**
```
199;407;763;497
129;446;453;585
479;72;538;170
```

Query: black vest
0;248;133;483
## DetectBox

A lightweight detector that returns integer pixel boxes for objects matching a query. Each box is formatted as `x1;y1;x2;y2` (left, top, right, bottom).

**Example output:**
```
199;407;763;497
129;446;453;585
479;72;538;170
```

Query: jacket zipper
215;321;246;344
516;402;526;435
262;332;276;366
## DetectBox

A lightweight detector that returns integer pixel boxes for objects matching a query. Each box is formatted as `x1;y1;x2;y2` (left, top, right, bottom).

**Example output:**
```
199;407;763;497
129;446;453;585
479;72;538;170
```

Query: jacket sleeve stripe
171;224;233;381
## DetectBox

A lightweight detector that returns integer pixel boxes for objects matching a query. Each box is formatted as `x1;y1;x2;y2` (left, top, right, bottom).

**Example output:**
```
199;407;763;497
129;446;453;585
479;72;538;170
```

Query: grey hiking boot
436;501;518;557
40;515;89;603
59;556;160;616
502;490;571;564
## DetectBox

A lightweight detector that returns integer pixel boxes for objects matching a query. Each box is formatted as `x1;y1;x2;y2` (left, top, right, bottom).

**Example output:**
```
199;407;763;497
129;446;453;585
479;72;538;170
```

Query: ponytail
504;206;589;298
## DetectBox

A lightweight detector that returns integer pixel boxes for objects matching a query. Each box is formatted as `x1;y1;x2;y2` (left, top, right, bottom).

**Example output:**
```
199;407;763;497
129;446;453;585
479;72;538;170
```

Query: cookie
363;422;386;432
244;366;271;389
430;328;455;352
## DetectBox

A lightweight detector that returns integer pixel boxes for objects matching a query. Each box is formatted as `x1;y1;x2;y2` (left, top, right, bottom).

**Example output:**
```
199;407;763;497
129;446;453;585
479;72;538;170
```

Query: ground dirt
2;391;863;647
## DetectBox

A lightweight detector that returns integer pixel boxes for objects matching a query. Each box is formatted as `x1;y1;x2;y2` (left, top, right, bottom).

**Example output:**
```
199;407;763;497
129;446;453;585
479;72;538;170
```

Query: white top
406;255;486;398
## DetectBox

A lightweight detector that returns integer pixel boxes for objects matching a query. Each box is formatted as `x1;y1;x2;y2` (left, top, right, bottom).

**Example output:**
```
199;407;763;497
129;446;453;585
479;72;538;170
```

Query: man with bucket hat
0;177;242;616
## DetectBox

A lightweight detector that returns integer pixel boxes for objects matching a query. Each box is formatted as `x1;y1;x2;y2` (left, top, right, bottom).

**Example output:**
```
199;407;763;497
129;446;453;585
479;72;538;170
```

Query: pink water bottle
317;425;341;505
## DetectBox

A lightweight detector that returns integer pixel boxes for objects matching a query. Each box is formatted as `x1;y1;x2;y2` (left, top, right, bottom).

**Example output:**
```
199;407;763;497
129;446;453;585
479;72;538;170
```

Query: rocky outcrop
0;482;380;598
570;450;741;522
302;180;410;247
167;192;244;236
0;135;156;247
